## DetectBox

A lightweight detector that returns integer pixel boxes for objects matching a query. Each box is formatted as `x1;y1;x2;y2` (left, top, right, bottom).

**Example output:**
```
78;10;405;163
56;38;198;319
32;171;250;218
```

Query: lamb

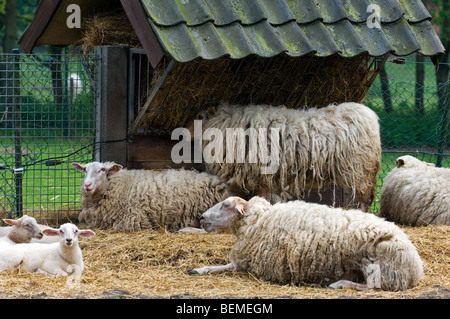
379;155;450;226
72;161;231;232
0;215;43;245
189;196;423;291
0;223;95;275
184;102;381;211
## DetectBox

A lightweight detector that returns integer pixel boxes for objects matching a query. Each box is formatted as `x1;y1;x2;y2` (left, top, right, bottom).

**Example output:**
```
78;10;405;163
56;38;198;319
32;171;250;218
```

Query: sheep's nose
85;182;92;187
66;238;73;245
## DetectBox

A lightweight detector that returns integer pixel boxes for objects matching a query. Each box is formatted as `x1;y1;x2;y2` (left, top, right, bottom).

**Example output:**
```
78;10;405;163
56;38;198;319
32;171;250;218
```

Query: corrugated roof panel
142;0;444;63
325;21;367;56
397;0;431;22
351;24;395;57
142;0;434;27
258;0;296;24
407;20;445;56
273;22;317;57
312;0;349;23
299;21;341;57
283;0;323;24
242;20;288;57
141;0;185;26
381;19;422;56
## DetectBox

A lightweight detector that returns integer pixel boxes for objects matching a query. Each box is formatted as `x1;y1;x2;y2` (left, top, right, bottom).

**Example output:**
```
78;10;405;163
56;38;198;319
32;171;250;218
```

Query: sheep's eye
60;230;64;235
74;229;78;233
100;168;106;172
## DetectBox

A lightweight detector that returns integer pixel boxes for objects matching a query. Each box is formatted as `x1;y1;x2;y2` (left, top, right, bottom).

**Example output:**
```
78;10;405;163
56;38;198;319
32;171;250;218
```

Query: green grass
0;138;94;219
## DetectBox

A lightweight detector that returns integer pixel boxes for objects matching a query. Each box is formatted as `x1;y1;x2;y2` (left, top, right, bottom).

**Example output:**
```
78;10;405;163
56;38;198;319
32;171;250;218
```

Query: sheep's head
200;196;247;232
72;162;123;196
396;155;435;169
43;223;95;247
3;215;43;241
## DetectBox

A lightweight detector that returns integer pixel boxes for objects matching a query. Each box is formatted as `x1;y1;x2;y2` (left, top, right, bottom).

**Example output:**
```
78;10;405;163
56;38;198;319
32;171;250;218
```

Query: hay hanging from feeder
77;10;141;52
134;53;380;136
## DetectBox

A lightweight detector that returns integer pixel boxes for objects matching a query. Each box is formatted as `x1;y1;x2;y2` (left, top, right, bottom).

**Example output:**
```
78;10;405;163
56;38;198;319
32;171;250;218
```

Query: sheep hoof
188;269;199;275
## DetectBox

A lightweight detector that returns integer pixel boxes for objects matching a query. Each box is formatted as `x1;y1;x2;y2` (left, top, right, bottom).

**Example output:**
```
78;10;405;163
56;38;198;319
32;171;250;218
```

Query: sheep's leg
188;263;236;275
177;227;206;234
329;280;369;291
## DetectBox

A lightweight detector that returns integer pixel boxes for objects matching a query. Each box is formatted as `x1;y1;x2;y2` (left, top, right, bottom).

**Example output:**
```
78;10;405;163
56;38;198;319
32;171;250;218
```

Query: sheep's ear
234;198;247;216
79;230;95;238
206;106;216;119
42;228;59;236
72;162;86;172
106;164;123;175
396;158;405;168
3;218;18;226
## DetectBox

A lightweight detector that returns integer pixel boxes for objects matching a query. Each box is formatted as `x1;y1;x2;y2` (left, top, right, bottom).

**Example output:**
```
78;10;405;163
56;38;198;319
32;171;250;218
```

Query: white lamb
189;196;423;291
72;161;230;232
0;223;95;275
0;215;43;246
379;155;450;226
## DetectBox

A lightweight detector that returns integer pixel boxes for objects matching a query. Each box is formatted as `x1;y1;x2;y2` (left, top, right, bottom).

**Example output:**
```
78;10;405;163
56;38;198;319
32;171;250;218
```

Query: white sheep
72;161;231;232
184;102;381;211
0;223;95;276
379;155;450;226
189;196;423;291
0;215;43;245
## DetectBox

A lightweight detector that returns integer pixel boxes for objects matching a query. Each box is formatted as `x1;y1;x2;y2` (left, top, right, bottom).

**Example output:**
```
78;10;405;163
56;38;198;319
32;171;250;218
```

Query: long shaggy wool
79;168;230;232
229;197;423;291
203;102;381;208
380;156;450;226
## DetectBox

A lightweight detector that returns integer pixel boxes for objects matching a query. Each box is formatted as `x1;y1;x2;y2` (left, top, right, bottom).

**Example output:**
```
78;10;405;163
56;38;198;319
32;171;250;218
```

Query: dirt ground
0;225;448;299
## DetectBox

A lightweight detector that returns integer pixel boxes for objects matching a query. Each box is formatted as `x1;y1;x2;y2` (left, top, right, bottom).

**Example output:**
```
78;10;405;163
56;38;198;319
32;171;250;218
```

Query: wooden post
94;46;128;166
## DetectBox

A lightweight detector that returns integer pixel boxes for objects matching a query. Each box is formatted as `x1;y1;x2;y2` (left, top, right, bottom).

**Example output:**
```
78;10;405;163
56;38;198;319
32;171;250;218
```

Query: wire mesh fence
0;51;448;225
0;50;97;226
366;57;450;212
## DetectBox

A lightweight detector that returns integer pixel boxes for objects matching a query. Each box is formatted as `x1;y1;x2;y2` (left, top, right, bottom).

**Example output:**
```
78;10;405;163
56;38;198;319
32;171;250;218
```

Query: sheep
379;155;450;226
0;223;95;276
72;161;231;232
184;102;381;211
0;215;43;245
189;196;423;291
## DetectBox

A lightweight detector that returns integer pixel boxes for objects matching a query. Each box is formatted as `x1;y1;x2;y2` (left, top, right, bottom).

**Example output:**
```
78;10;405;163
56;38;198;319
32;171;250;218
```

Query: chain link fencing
0;51;448;225
0;50;97;225
366;58;450;212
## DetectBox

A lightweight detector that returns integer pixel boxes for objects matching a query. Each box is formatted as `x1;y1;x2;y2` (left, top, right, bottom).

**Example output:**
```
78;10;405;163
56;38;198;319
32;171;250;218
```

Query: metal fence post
436;80;450;167
12;48;23;217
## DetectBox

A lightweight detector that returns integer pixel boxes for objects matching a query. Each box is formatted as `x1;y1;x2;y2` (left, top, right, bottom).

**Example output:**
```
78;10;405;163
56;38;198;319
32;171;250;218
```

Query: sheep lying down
380;155;450;226
190;196;423;291
0;223;95;276
72;162;231;232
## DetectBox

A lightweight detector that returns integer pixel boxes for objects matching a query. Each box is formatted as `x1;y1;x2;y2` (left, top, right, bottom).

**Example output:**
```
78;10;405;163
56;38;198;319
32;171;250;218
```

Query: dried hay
77;9;141;53
134;53;381;136
0;224;448;299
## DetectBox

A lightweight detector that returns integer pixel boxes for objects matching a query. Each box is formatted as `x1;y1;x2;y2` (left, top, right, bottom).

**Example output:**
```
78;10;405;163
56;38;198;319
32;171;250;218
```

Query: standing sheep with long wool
190;196;423;291
72;162;231;232
379;155;450;226
185;102;381;211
